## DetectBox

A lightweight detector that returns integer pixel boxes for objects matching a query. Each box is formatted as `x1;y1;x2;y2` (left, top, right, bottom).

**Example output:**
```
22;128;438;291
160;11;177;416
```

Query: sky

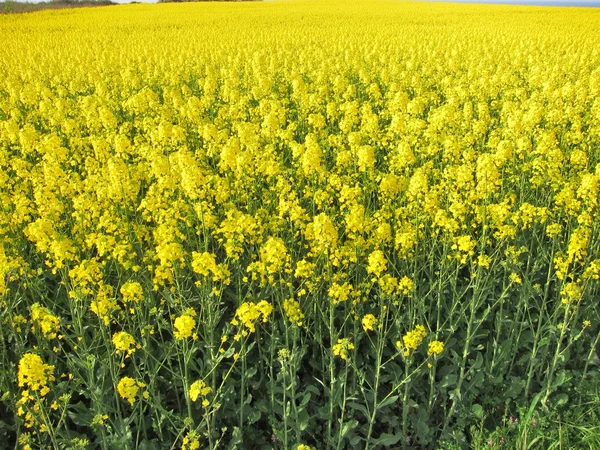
7;0;600;7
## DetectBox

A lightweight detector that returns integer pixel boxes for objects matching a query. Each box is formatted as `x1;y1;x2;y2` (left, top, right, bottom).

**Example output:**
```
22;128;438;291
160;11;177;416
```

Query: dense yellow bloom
189;380;212;403
306;213;338;252
362;314;377;332
182;430;200;450
283;299;304;326
120;281;144;304
117;377;145;406
1;1;600;444
398;276;414;296
367;250;387;278
399;325;428;357
328;282;353;304
18;353;55;394
90;284;120;326
191;252;231;284
174;309;197;340
231;301;273;334
30;303;60;340
112;331;136;356
332;338;355;360
427;341;444;357
560;282;582;305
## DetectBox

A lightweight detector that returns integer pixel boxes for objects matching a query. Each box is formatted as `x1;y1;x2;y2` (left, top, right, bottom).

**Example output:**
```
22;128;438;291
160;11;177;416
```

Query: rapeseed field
1;1;599;448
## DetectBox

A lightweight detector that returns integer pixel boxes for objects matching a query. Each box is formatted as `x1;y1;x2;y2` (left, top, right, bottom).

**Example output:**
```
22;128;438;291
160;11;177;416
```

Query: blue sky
7;0;600;7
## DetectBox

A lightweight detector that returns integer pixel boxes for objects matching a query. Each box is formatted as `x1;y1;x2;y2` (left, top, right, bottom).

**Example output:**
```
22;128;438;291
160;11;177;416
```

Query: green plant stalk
543;305;570;405
35;392;60;450
489;278;509;376
102;324;126;432
427;362;436;411
401;362;411;447
443;271;481;433
282;362;289;450
579;329;600;405
287;322;301;444
239;340;246;436
336;363;349;450
524;243;555;398
327;299;336;447
364;330;385;450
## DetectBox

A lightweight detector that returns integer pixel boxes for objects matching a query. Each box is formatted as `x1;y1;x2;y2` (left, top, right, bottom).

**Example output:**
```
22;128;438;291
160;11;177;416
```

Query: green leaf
297;408;310;431
299;391;311;408
372;433;402;448
471;403;484;419
377;395;398;409
68;402;93;427
228;427;243;449
247;408;261;424
347;402;369;419
340;419;359;438
138;440;160;450
470;352;483;370
553;393;569;407
441;374;458;389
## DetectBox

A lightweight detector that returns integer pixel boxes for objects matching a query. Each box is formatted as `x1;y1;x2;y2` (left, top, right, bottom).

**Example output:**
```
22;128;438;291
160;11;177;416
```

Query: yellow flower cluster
1;1;599;446
427;341;444;357
398;325;428;357
173;309;197;340
30;303;60;340
231;301;273;335
112;331;136;357
283;299;304;326
17;353;55;394
191;252;231;285
362;314;378;332
189;380;212;407
247;237;290;285
367;251;387;278
117;377;146;406
332;338;355;361
181;430;200;450
120;281;144;304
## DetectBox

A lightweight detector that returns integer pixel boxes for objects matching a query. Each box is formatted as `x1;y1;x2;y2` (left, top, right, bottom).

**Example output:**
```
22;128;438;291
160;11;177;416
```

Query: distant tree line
1;0;114;14
157;0;260;2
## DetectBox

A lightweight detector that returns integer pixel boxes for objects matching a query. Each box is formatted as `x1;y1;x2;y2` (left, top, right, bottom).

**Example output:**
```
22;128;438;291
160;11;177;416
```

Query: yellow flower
182;430;200;450
112;331;136;356
18;353;55;393
398;276;414;296
231;300;272;333
278;348;291;361
92;413;109;426
117;377;145;406
174;309;197;340
30;303;60;340
509;273;522;284
332;338;355;360
283;299;304;326
189;379;212;402
367;250;387;278
362;314;377;332
401;325;427;357
120;281;144;303
561;282;582;305
427;340;444;356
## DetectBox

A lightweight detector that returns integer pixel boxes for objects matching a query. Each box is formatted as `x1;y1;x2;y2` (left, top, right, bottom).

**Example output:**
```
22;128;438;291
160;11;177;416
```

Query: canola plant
0;1;599;448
